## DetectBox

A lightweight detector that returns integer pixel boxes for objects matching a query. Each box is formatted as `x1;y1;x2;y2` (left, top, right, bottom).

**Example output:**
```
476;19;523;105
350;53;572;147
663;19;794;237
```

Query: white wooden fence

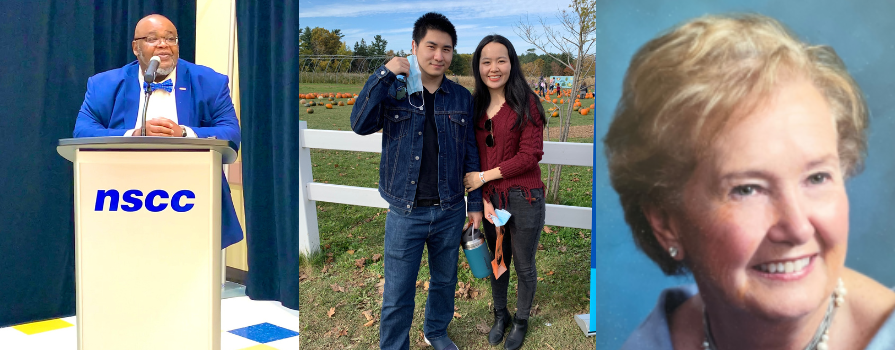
299;120;594;255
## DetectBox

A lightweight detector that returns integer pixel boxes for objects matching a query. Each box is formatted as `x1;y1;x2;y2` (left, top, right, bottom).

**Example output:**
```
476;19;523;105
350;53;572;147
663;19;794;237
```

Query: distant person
349;12;483;350
538;76;546;97
465;34;546;350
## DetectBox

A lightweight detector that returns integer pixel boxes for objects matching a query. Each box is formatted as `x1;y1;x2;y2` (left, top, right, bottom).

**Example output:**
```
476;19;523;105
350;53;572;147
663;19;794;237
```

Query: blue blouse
620;284;895;350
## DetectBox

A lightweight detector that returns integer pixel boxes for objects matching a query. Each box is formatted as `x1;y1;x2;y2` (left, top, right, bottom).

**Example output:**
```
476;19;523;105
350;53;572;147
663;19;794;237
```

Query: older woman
605;14;895;350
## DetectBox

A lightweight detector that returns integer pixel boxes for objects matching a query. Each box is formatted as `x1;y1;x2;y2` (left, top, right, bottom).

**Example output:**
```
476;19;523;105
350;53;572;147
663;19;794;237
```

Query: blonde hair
603;14;868;275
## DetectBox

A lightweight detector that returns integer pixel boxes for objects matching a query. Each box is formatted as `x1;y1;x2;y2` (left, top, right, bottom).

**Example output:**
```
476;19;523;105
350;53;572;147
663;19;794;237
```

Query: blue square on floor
228;322;299;343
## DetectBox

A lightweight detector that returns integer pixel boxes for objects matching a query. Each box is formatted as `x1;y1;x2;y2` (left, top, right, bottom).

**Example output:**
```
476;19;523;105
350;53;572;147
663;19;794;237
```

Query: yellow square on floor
12;318;74;335
239;345;278;350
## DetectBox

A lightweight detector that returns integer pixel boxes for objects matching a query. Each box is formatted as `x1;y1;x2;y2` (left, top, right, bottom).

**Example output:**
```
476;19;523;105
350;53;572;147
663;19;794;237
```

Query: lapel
123;62;140;130
175;60;194;127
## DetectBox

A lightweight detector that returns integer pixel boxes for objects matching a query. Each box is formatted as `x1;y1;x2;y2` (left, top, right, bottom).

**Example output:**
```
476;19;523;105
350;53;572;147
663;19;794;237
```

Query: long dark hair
472;35;546;131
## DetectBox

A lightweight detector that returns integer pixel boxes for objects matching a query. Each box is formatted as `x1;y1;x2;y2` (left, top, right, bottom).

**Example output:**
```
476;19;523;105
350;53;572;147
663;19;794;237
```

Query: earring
668;246;678;258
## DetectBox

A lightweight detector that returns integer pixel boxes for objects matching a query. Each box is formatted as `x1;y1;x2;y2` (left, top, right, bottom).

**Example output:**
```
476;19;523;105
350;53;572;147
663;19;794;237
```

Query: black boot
504;314;528;350
488;308;512;345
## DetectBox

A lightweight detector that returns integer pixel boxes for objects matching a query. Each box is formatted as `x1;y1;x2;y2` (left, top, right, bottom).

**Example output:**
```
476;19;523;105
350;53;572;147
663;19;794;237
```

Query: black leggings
483;188;546;320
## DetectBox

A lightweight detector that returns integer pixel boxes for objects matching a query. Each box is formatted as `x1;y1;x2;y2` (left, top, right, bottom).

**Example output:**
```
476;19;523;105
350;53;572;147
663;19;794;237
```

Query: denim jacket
350;65;484;214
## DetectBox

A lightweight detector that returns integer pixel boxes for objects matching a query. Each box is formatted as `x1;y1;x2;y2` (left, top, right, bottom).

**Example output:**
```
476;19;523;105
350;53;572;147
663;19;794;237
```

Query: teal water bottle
461;224;493;279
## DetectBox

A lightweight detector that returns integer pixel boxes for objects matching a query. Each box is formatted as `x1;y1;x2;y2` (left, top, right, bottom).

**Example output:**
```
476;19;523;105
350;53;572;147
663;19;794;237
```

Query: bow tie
143;79;173;93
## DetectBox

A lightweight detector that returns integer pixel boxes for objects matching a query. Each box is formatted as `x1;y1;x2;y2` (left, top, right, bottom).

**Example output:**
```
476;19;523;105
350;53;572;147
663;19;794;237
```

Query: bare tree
515;0;596;204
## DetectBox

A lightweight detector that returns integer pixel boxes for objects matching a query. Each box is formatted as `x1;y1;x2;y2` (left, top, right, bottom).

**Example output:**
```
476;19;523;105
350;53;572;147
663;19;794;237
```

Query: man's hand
464;172;484;192
468;211;483;230
384;56;410;77
136;118;184;137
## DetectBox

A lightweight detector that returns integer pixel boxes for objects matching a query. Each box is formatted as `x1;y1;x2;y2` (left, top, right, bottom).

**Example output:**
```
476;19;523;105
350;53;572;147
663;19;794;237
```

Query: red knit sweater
475;96;545;209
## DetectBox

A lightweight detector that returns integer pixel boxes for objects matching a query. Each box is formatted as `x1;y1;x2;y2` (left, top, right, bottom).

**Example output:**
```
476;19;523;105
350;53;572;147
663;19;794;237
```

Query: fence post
299;121;321;255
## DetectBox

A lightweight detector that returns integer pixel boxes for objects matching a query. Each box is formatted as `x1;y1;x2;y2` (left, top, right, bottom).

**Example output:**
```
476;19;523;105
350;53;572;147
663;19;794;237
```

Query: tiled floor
0;282;300;350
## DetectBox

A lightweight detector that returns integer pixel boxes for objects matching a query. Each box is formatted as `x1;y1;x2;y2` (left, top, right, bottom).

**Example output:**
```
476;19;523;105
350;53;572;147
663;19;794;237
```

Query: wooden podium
57;137;237;350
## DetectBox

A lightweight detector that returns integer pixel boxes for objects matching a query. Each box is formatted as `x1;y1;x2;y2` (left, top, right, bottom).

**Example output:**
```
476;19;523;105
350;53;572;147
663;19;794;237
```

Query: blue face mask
490;209;512;227
406;55;425;110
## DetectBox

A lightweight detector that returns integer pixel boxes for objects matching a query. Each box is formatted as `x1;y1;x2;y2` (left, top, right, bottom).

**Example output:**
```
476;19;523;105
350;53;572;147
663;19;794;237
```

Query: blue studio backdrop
591;0;895;348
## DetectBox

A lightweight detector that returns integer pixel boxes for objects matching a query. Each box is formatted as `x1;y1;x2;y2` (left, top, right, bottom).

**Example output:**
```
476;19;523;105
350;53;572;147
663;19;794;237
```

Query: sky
298;0;577;55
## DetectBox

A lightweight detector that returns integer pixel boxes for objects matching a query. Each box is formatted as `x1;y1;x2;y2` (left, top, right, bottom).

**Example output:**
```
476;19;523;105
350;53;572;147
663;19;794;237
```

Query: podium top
57;137;238;164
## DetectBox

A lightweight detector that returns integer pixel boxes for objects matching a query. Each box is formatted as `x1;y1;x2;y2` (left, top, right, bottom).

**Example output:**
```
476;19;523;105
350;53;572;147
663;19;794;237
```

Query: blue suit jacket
74;59;243;249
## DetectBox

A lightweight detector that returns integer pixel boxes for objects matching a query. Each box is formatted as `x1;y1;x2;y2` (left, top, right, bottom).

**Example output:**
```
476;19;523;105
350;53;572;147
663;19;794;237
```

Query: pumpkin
573;106;579;111
560;99;564;104
551;111;559;118
552;99;557;103
300;99;306;104
306;108;314;114
309;101;317;106
338;101;345;106
580;108;590;115
347;99;355;105
325;103;333;109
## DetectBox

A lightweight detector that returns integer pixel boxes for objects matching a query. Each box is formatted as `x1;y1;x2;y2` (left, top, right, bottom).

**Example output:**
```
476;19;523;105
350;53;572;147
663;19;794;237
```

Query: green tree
448;53;472;76
307;27;345;55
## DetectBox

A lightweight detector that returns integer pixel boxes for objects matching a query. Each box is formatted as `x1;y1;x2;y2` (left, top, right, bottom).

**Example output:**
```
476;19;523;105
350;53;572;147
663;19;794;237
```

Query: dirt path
544;125;593;140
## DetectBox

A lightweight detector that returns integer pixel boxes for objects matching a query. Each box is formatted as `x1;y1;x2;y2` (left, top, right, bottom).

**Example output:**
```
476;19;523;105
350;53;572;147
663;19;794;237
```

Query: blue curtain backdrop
237;0;301;310
592;0;895;348
0;0;194;327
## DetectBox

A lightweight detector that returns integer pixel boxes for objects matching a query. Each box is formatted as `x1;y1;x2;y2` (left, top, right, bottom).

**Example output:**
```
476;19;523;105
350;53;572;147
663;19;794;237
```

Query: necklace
702;278;847;350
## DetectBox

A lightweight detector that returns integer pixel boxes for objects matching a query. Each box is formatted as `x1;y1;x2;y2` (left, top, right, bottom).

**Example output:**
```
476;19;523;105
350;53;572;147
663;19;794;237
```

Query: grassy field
299;82;596;349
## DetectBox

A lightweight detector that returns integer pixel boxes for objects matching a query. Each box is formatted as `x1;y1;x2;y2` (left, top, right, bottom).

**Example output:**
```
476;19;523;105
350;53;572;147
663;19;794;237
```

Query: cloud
299;0;567;19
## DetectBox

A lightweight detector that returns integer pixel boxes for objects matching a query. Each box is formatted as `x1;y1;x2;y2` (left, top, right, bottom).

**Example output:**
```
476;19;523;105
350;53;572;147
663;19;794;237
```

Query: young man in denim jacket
350;12;483;350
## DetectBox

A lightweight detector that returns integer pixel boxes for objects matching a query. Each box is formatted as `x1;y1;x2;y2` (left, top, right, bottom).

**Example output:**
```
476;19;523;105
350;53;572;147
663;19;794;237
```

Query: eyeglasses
134;36;179;46
484;119;494;147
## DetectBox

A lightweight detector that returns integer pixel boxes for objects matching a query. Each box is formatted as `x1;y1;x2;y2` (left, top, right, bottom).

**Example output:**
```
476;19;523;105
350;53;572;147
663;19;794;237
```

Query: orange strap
491;226;508;279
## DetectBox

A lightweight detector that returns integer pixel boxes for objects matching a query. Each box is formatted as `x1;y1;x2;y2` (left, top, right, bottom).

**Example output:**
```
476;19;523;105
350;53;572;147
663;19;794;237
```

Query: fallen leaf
339;329;348;337
347;233;353;238
372;254;382;262
538;244;545;251
364;319;376;327
537;277;544;281
415;280;422;288
355;258;366;268
547;271;555;276
559;246;568;253
362;310;373;321
424;281;430;291
476;322;491;334
347;250;355;255
453;312;462;318
321;265;329;273
330;284;345;292
327;307;336;317
324;244;331;249
299;272;308;282
543;226;554;234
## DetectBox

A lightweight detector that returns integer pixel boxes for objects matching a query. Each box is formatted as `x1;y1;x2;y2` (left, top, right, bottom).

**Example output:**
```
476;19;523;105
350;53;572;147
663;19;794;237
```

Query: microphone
144;56;160;84
140;56;161;136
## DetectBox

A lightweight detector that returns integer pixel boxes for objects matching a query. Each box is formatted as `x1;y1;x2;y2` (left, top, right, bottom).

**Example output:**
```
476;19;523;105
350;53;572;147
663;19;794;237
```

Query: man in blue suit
73;14;242;249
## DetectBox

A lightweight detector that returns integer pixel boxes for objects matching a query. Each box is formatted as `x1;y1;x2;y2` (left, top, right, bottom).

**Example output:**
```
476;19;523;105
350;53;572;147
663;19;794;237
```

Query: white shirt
124;66;196;137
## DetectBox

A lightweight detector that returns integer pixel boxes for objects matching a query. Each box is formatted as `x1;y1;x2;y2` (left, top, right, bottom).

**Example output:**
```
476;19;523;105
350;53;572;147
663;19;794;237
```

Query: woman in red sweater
463;34;546;350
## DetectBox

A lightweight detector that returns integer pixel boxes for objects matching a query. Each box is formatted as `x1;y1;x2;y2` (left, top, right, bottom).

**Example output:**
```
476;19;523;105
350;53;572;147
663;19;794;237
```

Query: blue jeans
380;204;466;350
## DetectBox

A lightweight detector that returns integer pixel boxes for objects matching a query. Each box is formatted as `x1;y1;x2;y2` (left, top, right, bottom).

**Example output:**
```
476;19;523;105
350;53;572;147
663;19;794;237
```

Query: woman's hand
464;172;484;192
483;200;496;225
